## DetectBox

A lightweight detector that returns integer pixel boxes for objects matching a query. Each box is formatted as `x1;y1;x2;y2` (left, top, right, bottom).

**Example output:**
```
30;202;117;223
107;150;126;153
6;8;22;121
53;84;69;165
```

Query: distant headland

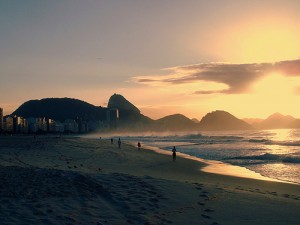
0;94;299;134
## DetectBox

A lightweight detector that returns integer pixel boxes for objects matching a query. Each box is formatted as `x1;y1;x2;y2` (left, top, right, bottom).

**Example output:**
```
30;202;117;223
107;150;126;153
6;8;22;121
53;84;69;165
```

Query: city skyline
1;1;300;120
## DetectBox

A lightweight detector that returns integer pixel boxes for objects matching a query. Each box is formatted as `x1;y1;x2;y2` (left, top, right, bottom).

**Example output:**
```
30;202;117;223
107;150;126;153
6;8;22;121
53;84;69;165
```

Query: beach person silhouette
118;138;121;148
111;138;113;144
137;142;141;150
172;146;176;161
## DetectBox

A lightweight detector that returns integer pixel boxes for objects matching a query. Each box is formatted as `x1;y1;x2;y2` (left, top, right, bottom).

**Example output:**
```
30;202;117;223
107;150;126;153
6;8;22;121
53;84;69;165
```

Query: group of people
109;137;177;161
111;138;122;148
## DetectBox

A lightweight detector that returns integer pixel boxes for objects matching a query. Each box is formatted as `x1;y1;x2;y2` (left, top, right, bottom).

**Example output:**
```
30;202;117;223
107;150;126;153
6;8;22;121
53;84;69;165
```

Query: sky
1;0;300;120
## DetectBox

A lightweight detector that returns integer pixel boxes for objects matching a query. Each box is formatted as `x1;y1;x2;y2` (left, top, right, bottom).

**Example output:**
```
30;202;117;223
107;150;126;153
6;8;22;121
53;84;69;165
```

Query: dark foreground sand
0;136;299;225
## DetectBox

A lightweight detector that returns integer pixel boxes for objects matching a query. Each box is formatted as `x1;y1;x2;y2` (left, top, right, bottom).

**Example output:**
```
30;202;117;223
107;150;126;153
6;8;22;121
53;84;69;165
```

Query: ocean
119;129;300;184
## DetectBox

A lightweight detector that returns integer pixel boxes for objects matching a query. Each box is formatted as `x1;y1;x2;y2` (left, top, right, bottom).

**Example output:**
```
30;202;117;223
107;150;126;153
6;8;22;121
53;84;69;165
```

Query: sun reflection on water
270;129;293;142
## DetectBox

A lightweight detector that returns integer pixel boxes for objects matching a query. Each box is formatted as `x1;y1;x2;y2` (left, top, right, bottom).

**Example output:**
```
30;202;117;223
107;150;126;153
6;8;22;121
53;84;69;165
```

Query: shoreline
84;134;300;185
124;140;298;185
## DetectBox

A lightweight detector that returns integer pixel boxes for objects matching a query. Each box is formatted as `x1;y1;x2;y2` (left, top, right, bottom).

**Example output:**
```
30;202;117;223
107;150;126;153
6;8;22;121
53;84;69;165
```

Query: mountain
12;98;106;122
198;110;253;131
108;94;140;114
12;94;259;131
290;119;300;128
254;113;296;129
12;95;154;131
107;94;153;127
191;118;200;123
155;114;197;131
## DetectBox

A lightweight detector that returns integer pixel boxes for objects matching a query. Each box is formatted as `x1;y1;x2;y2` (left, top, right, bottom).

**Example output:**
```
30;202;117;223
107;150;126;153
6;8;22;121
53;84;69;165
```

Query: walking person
137;142;141;150
118;138;121;149
172;146;176;161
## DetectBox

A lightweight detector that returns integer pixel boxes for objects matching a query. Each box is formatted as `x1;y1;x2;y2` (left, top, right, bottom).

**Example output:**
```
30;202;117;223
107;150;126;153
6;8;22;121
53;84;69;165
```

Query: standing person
172;146;176;161
118;138;121;149
137;142;141;150
111;138;113;144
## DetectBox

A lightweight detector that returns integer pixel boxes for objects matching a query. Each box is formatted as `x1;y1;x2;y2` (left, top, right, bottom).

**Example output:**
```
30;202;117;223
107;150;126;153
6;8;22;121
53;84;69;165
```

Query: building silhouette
0;108;3;133
3;116;14;133
106;108;119;128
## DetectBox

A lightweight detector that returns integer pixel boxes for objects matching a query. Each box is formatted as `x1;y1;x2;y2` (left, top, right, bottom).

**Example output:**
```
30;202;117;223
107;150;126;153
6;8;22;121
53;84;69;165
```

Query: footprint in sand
161;218;172;224
146;190;157;195
282;194;299;200
205;208;215;213
139;206;147;211
201;214;211;219
200;194;209;198
235;187;243;190
46;209;53;213
149;198;159;203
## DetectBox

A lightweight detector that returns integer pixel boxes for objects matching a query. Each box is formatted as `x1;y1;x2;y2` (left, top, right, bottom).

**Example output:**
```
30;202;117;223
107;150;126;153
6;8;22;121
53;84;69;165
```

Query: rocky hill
12;98;106;122
108;94;140;114
254;113;296;129
12;95;256;131
107;94;153;128
155;114;197;131
199;110;253;131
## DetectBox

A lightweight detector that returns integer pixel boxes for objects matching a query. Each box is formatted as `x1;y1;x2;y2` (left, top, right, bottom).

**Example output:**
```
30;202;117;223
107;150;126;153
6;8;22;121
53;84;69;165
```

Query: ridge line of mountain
10;94;300;131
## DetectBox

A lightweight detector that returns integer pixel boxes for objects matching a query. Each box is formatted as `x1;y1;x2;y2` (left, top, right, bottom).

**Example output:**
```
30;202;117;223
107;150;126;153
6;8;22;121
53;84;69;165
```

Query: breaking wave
248;138;269;143
229;153;300;164
265;140;300;147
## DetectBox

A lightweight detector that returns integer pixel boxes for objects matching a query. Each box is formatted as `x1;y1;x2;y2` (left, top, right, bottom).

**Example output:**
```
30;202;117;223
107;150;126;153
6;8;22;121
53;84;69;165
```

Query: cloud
137;78;159;83
193;90;225;95
134;59;300;94
274;60;300;76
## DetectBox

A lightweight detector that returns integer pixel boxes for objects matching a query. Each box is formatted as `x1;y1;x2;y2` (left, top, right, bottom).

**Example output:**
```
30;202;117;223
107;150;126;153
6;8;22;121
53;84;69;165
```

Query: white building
106;108;119;123
64;119;79;133
37;118;47;132
19;117;28;133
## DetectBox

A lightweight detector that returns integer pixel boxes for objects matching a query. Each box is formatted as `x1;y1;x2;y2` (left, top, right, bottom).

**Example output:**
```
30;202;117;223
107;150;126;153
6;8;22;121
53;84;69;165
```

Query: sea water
121;129;300;184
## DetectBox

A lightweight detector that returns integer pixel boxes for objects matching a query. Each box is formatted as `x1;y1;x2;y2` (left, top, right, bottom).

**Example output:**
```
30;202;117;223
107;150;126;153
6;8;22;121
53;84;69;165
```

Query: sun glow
253;73;295;97
221;18;300;63
206;73;300;119
245;73;300;116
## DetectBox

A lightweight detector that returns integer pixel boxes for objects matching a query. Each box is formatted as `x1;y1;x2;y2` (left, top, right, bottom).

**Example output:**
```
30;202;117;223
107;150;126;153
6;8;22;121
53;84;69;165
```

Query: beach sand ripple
0;166;104;198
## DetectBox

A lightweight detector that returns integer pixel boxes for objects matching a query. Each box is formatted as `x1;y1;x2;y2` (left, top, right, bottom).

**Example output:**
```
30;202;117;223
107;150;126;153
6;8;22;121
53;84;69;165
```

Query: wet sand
0;136;299;225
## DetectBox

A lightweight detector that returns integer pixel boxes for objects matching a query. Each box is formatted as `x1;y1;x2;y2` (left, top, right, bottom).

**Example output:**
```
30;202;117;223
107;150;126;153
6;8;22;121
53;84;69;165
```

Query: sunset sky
1;0;300;120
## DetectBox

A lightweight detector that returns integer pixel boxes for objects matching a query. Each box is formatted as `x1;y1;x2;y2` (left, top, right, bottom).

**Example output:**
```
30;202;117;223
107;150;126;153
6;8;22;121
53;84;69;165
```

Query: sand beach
0;136;299;225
